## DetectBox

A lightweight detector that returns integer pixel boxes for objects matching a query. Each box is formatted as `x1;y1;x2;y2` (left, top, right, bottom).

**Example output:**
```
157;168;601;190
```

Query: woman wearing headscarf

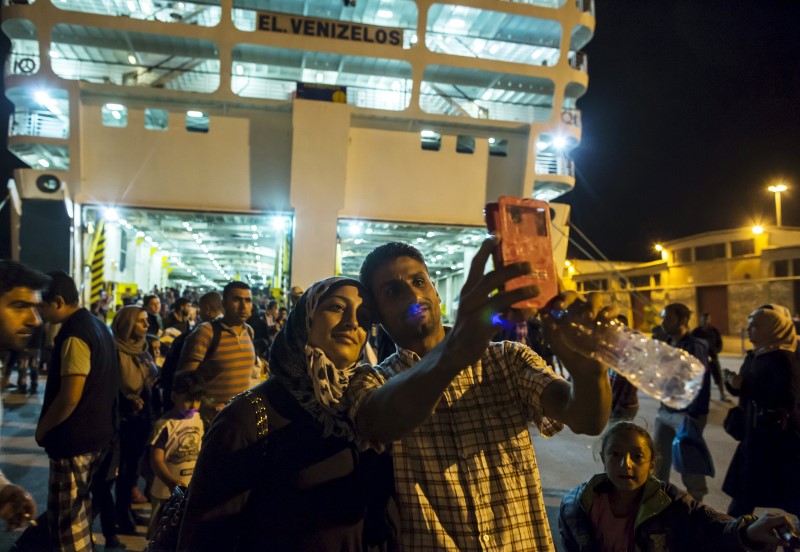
177;277;398;551
112;305;159;533
723;304;800;517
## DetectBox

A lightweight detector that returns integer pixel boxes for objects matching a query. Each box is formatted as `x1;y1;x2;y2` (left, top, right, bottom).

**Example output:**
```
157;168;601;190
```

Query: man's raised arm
353;238;538;443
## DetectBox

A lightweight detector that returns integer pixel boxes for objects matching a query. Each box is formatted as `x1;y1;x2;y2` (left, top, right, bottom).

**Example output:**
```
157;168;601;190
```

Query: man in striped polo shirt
178;282;256;419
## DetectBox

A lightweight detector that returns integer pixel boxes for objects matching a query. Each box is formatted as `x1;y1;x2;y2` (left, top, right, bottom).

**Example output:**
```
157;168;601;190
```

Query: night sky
567;0;800;261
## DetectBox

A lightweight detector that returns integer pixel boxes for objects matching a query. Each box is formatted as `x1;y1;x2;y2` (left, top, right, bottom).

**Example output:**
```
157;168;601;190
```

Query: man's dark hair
267;300;278;310
359;242;428;292
143;294;159;309
222;281;250;301
664;303;691;324
42;270;79;305
199;291;222;309
173;297;191;311
0;260;50;298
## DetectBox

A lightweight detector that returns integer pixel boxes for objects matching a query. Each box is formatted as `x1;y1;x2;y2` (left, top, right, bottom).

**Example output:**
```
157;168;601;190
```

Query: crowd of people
0;238;798;551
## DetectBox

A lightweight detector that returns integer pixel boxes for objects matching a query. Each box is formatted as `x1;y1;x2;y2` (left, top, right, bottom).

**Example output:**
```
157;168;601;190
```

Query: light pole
768;183;787;226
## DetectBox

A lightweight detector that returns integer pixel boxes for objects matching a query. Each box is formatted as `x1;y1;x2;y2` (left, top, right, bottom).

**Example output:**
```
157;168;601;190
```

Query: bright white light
119;219;127;226
34;91;51;104
448;18;465;28
192;233;199;240
553;136;567;150
752;225;764;235
415;237;425;243
187;110;203;117
252;233;258;240
111;111;121;120
50;50;61;58
127;54;137;65
251;225;257;231
420;130;437;138
354;238;364;245
390;80;401;91
531;49;545;60
365;228;373;234
426;231;435;238
376;9;393;18
457;262;464;268
489;44;500;55
471;235;479;241
235;65;244;75
410;34;418;44
536;140;549;151
488;137;496;144
471;39;486;53
38;158;50;168
435;270;441;275
348;222;361;236
136;231;145;238
201;245;209;253
105;103;124;111
127;0;137;11
315;73;324;83
435;254;443;261
271;216;288;231
102;207;119;221
481;90;493;101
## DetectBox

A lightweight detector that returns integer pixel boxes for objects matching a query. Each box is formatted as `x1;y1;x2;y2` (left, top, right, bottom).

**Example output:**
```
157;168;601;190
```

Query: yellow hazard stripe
89;221;106;304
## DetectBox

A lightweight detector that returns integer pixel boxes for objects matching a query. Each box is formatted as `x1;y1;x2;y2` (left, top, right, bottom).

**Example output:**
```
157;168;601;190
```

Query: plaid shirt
348;340;564;551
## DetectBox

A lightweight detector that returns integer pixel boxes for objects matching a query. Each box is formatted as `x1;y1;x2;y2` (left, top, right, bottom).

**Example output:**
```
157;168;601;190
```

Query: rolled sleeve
506;342;565;437
61;337;91;376
345;364;387;451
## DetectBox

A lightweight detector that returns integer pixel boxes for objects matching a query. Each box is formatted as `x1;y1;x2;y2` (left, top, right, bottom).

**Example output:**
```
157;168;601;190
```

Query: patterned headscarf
269;277;373;441
750;304;797;356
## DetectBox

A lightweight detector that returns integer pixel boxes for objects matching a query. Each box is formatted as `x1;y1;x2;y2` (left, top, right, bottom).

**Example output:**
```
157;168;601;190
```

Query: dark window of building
420;130;441;151
652;273;661;286
793;259;800;276
456;136;475;154
186;110;209;133
489;138;508;157
673;248;692;264
694;243;726;261
581;279;608;291
145;108;168;131
774;260;789;277
629;275;650;288
730;239;755;257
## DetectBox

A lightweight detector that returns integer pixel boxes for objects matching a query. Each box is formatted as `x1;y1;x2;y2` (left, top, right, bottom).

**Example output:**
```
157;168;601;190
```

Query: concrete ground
0;354;747;551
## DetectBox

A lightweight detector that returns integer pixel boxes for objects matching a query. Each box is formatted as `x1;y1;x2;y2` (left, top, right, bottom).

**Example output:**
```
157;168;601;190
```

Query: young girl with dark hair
559;421;797;551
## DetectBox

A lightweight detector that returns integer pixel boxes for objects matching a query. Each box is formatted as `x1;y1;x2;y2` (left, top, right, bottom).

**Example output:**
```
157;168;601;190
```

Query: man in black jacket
691;312;730;402
654;303;711;502
36;271;119;551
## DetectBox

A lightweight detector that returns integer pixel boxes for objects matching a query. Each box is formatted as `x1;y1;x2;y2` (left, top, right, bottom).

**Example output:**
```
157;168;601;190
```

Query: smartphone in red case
484;196;557;309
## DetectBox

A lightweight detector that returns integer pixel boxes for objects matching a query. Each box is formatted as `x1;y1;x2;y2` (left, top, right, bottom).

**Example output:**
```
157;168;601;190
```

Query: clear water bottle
551;313;705;410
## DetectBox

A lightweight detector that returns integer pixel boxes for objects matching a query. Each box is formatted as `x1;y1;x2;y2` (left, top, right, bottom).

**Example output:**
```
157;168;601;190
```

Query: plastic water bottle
551;313;705;410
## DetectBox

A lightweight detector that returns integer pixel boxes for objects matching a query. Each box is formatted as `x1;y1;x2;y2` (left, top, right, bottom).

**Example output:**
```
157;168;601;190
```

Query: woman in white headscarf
723;304;800;517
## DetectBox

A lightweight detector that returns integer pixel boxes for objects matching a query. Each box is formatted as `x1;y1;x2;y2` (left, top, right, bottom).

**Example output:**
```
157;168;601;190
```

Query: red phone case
484;196;557;309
